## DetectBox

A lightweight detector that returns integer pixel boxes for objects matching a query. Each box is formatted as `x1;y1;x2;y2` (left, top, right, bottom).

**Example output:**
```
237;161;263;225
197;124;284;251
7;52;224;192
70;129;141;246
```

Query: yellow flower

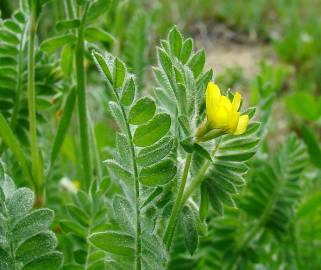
204;82;249;136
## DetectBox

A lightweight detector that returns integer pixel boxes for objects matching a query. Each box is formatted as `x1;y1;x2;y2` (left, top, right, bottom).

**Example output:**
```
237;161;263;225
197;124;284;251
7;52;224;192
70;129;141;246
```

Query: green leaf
169;26;182;57
199;183;209;221
113;196;135;232
120;77;136;106
60;220;87;237
65;204;89;227
301;125;321;168
180;38;193;64
133;113;171;147
16;232;57;264
158;48;173;78
3;20;21;33
116;133;131;168
84;27;115;43
21;251;63;270
108;101;126;131
141;186;163;208
56;19;80;32
0;113;32;181
297;192;321;219
50;88;76;169
92;51;112;83
40;34;76;53
194;143;212;161
178;115;191;136
180;137;194;153
188;49;205;77
114;58;126;88
6;187;34;218
104;160;132;183
285;92;320;120
140;159;176;187
61;44;74;77
89;231;135;256
87;0;111;23
12;209;54;242
128;97;156;125
137;136;174;166
181;206;198;255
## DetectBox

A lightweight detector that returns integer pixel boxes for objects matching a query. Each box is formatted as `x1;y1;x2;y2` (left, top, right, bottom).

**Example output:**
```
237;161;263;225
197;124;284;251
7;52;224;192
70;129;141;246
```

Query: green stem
75;3;92;191
106;78;142;269
126;111;142;270
163;153;192;249
64;0;74;20
290;222;302;270
28;0;43;197
118;100;141;270
181;137;222;206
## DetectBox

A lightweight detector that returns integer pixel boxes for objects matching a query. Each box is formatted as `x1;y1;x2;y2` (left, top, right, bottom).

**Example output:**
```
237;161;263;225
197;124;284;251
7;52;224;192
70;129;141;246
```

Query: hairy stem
106;78;142;269
75;3;92;190
181;137;222;205
163;153;192;249
126;111;142;270
28;0;43;197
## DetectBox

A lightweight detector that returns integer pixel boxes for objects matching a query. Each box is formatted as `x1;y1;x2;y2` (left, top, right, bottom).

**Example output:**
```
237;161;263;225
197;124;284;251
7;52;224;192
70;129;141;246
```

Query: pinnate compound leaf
128;97;156;125
140;159;177;187
89;231;135;256
133;113;171;147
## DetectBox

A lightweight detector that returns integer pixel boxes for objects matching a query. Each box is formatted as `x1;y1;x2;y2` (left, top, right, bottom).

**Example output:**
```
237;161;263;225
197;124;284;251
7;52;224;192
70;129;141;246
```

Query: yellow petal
213;106;229;129
229;111;240;132
206;82;221;122
232;92;241;111
234;115;249;135
219;96;232;112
